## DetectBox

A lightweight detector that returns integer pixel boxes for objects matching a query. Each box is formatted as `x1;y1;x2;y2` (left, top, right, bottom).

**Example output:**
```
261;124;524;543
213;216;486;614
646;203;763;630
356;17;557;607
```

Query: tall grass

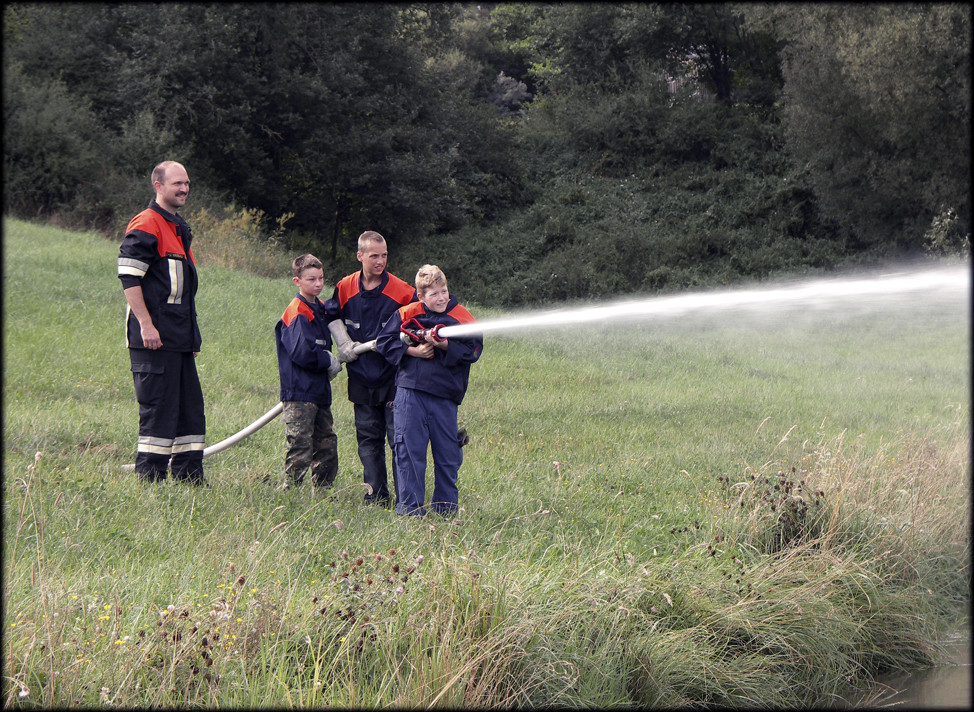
187;204;294;278
3;217;969;707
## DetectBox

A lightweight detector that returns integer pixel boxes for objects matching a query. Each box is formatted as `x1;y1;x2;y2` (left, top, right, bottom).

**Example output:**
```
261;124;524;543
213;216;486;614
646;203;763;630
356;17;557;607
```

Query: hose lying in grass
120;402;283;471
119;340;380;471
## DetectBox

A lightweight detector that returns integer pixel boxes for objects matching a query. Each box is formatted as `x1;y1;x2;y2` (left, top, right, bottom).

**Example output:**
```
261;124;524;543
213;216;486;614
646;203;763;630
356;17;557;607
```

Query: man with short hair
117;161;206;485
326;231;416;506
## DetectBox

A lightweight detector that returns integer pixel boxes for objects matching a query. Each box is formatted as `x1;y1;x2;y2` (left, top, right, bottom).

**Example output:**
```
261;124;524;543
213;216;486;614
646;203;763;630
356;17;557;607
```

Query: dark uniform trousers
130;349;206;482
354;400;397;505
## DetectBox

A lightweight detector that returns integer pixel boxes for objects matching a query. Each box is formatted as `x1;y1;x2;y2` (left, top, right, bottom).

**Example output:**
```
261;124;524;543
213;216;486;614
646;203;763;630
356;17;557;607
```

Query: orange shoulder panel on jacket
446;304;476;324
336;273;360;306
399;301;426;320
382;273;416;305
281;298;315;327
128;209;189;261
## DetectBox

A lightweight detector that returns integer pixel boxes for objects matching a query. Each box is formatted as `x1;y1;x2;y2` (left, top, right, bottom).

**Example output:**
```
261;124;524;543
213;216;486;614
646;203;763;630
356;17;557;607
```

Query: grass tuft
3;217;969;707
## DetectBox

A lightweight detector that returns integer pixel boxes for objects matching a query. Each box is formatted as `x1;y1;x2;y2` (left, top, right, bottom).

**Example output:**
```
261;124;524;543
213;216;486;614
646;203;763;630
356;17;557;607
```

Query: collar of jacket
148;200;185;225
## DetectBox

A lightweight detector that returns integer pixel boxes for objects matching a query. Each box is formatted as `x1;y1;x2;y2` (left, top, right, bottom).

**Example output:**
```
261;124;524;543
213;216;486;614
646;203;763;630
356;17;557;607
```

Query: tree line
4;3;970;305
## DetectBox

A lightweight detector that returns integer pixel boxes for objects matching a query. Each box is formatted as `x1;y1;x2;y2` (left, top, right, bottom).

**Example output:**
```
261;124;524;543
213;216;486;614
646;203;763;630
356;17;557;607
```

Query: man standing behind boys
117;161;206;485
325;231;416;507
275;254;343;491
375;265;482;517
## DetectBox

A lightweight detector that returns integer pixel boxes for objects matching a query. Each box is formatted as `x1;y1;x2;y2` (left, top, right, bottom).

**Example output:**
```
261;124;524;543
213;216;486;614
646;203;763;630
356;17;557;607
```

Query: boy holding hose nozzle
375;265;483;518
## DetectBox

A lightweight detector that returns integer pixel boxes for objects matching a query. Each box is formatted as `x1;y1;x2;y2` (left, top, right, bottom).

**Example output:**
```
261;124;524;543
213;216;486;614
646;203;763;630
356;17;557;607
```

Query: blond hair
357;230;386;252
415;264;447;295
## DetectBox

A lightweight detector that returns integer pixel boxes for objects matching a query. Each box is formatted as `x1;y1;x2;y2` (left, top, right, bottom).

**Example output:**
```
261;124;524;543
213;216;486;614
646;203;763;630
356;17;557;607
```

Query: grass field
3;217;970;707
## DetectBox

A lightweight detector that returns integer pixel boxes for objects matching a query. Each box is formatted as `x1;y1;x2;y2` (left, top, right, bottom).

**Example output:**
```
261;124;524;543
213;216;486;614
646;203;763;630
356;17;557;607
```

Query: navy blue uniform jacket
117;201;201;352
276;294;334;406
375;297;482;405
324;271;416;404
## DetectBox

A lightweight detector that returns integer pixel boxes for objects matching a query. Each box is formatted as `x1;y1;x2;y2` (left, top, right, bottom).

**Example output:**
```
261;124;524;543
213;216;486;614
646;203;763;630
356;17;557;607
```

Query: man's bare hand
123;286;162;349
141;323;163;349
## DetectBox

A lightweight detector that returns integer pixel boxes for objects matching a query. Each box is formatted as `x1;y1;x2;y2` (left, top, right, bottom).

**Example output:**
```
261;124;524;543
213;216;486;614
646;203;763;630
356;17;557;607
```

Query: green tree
3;62;104;221
778;4;971;250
497;3;782;107
3;3;142;131
3;3;522;253
127;3;511;254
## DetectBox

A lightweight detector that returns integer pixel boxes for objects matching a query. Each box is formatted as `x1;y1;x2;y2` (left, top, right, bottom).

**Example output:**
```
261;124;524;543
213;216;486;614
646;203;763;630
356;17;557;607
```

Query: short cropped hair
415;264;447;295
358;230;386;252
151;161;183;186
292;253;323;278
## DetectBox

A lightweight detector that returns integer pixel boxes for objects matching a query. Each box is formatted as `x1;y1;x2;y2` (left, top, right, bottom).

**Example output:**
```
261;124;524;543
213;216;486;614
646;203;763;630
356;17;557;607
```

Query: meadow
3;217;970;707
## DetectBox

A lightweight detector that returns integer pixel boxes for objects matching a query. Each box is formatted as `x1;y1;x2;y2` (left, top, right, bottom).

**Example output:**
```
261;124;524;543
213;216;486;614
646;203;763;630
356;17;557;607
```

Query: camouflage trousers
282;401;338;487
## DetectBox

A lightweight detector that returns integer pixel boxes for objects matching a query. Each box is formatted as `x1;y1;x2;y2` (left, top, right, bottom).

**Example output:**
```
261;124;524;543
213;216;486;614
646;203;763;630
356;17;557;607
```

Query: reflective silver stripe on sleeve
344;319;361;329
172;435;205;453
167;259;184;304
315;339;328;347
118;257;149;277
138;435;174;455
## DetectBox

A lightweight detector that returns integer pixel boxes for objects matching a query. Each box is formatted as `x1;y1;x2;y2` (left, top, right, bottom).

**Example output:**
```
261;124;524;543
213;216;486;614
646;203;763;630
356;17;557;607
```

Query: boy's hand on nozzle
326;352;343;380
427;332;448;350
425;324;446;344
409;343;435;359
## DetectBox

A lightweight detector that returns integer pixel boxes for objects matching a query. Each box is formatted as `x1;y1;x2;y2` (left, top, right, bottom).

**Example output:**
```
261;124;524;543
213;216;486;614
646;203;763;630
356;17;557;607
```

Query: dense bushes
3;3;969;306
3;64;105;223
3;58;188;236
778;4;971;251
402;180;838;308
412;99;848;308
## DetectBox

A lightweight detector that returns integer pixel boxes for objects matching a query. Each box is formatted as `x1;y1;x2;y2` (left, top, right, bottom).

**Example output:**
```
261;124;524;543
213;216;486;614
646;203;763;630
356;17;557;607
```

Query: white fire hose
120;340;379;471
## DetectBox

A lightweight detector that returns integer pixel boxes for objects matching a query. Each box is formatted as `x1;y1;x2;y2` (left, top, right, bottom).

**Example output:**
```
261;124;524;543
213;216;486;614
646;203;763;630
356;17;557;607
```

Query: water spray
434;264;970;340
121;263;969;470
363;264;969;346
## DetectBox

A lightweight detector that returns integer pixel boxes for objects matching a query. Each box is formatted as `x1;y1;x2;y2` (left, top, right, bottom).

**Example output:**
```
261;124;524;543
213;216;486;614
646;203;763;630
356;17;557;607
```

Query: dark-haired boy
275;254;342;490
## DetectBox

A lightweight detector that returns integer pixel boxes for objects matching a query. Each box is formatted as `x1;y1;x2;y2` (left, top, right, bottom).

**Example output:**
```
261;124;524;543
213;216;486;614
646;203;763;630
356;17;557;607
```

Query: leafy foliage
2;2;969;302
3;63;104;222
777;3;971;251
924;207;971;258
